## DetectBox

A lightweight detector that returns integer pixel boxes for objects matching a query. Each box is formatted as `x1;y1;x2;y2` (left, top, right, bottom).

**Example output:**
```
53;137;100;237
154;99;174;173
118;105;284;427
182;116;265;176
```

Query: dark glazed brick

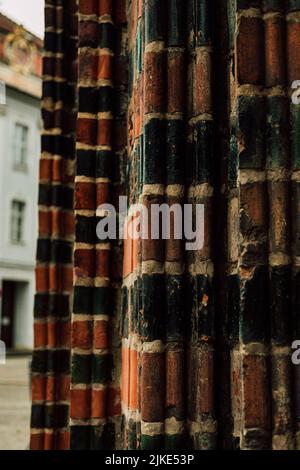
266;96;289;169
241;266;269;344
145;0;166;44
90;423;115;450
167;0;185;46
263;0;285;11
77;150;96;177
79;87;98;114
238;96;266;169
76;215;98;244
73;286;93;314
92;354;113;383
71;426;91;450
166;120;185;185
98;23;115;50
166;275;185;341
290;105;300;170
141;274;165;341
72;353;92;384
143;119;165;184
93;287;112;315
287;0;300;11
270;267;291;345
96;150;112;179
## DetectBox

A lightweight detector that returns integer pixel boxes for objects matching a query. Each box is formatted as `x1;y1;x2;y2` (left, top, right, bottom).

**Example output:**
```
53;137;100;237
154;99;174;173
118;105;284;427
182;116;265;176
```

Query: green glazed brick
166;119;185;185
240;266;269;344
49;350;70;374
194;120;214;184
186;274;214;341
263;0;285;11
290;104;300;170
72;353;92;384
165;433;187;450
44;404;69;429
145;0;166;44
237;0;261;8
238;95;266;169
98;22;115;50
96;150;112;179
31;405;45;429
143;119;166;185
166;275;185;342
73;286;93;314
79;87;98;114
287;0;300;11
71;426;91;450
76;215;98;244
167;0;185;46
92;354;113;384
77;150;96;177
31;350;70;375
266;96;289;169
194;0;212;46
90;423;115;450
128;419;138;450
141;274;165;341
141;434;164;450
93;286;112;315
270;266;291;346
34;293;49;318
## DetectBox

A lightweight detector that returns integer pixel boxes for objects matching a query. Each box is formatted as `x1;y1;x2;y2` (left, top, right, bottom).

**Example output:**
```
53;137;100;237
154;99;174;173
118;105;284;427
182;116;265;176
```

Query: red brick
77;118;97;146
144;51;165;114
72;320;93;349
243;354;270;429
264;17;285;87
71;388;91;419
237;16;264;85
141;352;165;422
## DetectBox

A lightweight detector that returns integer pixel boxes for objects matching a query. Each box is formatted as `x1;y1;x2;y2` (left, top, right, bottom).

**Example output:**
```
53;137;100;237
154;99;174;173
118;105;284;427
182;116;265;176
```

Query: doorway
0;281;15;349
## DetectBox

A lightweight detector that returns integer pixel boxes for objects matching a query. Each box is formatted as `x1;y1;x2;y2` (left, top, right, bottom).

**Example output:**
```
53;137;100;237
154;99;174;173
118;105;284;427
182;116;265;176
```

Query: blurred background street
0;356;31;449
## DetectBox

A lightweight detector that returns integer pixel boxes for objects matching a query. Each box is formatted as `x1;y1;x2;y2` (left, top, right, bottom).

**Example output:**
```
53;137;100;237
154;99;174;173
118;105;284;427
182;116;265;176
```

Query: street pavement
0;356;31;450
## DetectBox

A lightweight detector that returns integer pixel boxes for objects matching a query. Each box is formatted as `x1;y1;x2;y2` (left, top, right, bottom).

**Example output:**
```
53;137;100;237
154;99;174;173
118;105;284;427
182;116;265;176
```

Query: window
13;123;29;169
10;200;26;244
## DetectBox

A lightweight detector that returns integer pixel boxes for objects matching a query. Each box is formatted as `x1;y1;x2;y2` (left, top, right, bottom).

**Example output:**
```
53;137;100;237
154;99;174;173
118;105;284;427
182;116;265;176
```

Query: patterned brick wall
30;0;78;450
31;0;300;450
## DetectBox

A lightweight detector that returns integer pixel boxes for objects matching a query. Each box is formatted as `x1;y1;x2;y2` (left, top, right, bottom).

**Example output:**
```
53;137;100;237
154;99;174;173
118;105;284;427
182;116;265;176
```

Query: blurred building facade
0;13;42;350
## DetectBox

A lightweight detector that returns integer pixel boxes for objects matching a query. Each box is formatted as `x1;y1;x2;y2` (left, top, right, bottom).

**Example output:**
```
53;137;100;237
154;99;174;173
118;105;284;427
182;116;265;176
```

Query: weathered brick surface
31;0;300;451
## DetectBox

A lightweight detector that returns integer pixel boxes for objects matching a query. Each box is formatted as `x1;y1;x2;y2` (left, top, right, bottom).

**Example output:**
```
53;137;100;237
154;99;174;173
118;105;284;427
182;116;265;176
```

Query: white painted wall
0;86;40;350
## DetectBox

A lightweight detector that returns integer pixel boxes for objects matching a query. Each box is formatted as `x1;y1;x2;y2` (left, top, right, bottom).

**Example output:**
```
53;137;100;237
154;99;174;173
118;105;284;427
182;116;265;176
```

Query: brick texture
31;0;300;451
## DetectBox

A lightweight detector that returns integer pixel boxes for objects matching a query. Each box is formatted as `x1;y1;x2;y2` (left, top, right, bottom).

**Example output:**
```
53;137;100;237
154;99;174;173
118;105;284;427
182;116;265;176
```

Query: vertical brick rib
121;0;143;450
70;0;123;449
30;0;300;451
140;0;166;450
165;0;186;450
287;0;300;449
234;0;271;449
30;0;78;450
186;0;217;449
265;0;294;450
